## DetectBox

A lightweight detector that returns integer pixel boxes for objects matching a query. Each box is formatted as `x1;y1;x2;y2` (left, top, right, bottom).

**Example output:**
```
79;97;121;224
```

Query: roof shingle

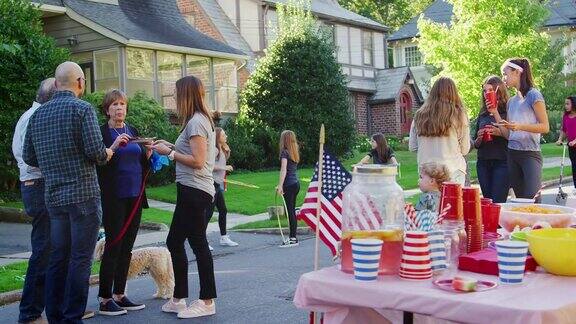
389;0;576;42
62;0;245;57
264;0;388;31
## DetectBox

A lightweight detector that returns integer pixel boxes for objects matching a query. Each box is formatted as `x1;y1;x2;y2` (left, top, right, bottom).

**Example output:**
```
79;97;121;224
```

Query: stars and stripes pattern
298;152;352;256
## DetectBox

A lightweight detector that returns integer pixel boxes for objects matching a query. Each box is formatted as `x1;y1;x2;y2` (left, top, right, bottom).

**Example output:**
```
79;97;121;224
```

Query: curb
0;275;99;307
0;207;31;224
232;227;311;235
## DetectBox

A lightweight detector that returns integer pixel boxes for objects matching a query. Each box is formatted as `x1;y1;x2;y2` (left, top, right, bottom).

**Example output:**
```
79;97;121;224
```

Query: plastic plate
433;279;497;293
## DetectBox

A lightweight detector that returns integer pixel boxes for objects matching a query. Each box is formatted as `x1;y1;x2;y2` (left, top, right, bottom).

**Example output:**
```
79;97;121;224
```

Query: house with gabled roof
31;0;427;136
387;0;576;96
32;0;247;113
179;0;425;136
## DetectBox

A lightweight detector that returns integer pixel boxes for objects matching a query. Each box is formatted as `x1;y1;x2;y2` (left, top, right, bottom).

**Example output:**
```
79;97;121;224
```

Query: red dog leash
105;169;151;249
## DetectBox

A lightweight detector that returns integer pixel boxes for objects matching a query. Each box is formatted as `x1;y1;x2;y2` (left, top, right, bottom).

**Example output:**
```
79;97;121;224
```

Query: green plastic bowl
510;231;527;241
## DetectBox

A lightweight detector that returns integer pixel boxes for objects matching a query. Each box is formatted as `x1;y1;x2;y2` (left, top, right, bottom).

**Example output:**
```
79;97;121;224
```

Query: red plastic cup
462;187;480;202
441;182;462;197
481;198;493;205
483;126;493;142
482;203;501;233
485;90;497;111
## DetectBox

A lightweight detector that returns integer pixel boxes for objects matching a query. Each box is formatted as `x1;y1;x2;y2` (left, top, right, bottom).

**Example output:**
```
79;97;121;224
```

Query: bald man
12;78;55;323
23;61;113;323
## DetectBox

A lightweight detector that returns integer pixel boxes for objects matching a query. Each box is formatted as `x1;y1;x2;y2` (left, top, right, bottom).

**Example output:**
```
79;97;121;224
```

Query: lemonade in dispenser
340;165;405;275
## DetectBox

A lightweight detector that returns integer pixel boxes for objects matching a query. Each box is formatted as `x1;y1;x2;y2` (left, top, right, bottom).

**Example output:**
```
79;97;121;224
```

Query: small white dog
94;238;174;299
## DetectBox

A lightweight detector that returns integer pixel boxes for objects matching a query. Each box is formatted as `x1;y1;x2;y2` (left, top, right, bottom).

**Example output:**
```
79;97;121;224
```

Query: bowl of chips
499;203;575;232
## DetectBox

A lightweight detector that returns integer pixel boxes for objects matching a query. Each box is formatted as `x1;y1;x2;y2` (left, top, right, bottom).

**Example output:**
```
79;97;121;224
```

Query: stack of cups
351;239;383;281
399;231;432;280
428;230;447;272
495;240;529;284
462;187;484;253
440;182;463;221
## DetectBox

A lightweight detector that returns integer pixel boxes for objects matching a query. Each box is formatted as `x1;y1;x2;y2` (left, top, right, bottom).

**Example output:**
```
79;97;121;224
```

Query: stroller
556;143;569;204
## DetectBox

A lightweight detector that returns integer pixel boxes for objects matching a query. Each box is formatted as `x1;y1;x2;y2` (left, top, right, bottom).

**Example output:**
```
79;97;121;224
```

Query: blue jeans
18;179;50;323
45;198;100;324
476;159;510;203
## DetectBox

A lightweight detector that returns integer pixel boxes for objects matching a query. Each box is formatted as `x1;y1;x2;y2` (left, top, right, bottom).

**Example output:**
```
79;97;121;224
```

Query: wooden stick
313;124;325;324
314;124;325;271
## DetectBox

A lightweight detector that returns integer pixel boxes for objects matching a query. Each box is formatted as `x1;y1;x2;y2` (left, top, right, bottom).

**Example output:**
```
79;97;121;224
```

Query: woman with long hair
358;133;398;165
205;127;238;247
473;76;510;203
492;58;549;201
276;130;300;248
97;89;151;315
409;76;471;185
152;76;217;319
556;96;576;189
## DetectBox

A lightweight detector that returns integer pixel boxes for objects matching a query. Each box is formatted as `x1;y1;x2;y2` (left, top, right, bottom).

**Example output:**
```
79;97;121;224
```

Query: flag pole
312;125;325;324
314;124;325;271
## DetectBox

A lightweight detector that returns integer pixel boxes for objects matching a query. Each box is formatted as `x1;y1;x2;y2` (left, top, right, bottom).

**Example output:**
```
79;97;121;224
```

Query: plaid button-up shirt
23;90;108;207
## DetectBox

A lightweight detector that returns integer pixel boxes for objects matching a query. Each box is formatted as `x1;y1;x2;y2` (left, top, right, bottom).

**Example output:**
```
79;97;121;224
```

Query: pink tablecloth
294;266;576;324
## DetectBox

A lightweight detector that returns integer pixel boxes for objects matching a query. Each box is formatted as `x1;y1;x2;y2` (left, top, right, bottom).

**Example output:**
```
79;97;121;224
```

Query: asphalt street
0;231;334;323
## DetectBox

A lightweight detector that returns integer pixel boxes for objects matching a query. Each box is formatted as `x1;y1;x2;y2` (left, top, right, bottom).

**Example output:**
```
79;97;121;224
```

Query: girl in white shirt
409;76;470;185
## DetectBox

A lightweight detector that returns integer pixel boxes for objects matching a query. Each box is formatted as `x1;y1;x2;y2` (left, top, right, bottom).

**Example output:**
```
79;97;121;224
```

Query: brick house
178;0;424;136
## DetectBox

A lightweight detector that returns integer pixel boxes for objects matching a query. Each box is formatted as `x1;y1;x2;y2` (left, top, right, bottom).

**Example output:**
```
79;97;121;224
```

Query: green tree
417;0;573;116
238;0;355;165
0;0;69;191
338;0;433;30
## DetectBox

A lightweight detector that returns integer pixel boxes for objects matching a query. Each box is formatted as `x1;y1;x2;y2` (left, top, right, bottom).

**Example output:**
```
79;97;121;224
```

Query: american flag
298;152;352;256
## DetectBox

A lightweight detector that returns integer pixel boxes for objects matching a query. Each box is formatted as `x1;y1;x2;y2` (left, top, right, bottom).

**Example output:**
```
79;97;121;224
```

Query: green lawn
0;261;101;294
147;143;570;216
0;201;24;209
142;207;173;226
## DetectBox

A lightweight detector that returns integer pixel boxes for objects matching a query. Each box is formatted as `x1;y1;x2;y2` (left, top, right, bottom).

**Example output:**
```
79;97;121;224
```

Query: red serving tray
458;248;537;276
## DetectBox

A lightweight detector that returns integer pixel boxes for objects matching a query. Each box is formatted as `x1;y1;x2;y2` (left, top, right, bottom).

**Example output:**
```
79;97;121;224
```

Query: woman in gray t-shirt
151;76;217;318
491;58;549;201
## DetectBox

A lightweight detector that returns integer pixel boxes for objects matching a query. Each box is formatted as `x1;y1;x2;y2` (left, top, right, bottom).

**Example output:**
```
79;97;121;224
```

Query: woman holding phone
491;58;549;201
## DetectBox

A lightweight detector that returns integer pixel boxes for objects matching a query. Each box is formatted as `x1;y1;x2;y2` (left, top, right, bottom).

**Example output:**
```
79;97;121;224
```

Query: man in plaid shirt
23;61;113;323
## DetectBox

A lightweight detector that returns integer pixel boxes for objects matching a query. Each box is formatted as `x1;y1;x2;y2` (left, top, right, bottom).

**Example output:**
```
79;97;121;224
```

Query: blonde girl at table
492;58;549;201
409;77;470;185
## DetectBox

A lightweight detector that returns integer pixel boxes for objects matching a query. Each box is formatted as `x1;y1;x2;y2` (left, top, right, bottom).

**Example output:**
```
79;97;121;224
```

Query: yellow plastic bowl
526;228;576;276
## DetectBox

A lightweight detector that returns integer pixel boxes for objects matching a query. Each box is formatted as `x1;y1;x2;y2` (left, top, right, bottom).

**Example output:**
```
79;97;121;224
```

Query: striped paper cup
496;240;529;284
351;239;383;281
400;231;432;280
428;230;447;271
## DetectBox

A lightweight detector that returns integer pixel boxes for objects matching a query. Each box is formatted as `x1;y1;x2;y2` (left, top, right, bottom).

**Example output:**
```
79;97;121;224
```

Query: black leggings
283;182;300;239
206;183;227;236
508;149;543;201
98;197;142;299
569;146;576;189
167;183;216;300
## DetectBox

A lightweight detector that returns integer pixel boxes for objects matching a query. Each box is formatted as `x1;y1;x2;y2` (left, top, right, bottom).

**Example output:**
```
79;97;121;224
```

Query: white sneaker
177;300;216;319
161;298;187;313
220;235;239;247
279;237;299;248
209;244;214;251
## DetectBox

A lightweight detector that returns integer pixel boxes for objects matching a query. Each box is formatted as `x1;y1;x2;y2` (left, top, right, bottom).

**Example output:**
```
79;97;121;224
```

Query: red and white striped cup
399;231;432;280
